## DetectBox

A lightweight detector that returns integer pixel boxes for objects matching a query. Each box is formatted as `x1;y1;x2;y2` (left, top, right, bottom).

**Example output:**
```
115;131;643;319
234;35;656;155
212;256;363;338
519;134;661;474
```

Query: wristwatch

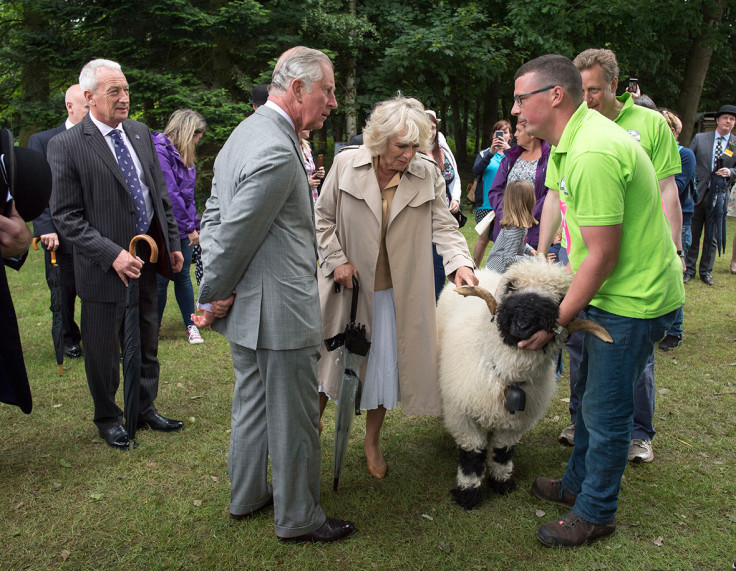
676;249;684;259
551;322;565;335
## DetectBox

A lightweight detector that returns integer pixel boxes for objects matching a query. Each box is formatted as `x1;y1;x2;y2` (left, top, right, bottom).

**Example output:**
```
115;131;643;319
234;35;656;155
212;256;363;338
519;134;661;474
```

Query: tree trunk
18;2;49;145
677;0;724;144
481;80;500;150
344;0;357;140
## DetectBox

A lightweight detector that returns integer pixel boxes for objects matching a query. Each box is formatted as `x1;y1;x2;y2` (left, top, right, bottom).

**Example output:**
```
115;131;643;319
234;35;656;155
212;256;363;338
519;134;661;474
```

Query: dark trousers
44;248;81;348
80;263;160;429
685;199;716;277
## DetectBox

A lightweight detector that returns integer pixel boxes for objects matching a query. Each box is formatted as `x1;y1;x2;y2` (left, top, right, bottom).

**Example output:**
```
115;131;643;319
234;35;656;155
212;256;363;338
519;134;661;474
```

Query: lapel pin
135;134;140;140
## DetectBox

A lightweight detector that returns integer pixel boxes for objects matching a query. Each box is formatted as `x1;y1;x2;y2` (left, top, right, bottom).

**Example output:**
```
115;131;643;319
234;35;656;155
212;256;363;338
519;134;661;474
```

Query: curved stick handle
350;276;360;324
32;236;57;264
129;234;159;263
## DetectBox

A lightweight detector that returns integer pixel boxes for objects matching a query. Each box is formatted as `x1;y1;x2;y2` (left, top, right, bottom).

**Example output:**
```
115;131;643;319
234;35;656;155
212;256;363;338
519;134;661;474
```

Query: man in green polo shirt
514;54;683;547
546;48;683;464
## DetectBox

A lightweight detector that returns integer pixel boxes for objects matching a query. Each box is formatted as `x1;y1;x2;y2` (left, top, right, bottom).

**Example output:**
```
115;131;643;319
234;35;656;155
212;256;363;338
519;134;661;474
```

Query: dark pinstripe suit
48;113;180;429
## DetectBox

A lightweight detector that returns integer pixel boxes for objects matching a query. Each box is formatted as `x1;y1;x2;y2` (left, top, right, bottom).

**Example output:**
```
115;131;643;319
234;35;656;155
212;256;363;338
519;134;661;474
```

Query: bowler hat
715;105;736;119
0;128;52;221
250;84;269;107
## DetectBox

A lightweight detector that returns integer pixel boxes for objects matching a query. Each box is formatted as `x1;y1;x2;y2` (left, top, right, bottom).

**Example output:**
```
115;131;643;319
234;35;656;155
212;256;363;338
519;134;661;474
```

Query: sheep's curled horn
454;285;613;343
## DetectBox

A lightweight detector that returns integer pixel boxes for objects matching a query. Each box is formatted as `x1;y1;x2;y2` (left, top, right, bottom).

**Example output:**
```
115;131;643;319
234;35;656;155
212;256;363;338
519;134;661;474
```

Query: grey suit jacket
689;130;736;205
198;105;321;351
48;114;181;303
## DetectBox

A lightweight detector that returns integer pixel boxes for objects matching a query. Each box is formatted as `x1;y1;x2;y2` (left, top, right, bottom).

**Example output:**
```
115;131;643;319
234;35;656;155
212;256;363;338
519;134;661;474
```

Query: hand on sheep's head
496;291;559;347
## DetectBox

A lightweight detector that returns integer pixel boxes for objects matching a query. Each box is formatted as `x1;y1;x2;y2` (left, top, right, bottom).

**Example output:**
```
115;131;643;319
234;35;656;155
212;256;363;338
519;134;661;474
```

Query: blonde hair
499;180;538;229
363;94;433;157
163;109;206;168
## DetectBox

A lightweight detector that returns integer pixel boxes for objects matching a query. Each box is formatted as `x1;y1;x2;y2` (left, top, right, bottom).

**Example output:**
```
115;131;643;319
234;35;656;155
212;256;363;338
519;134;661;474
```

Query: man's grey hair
515;54;583;107
573;49;619;83
270;47;332;96
79;59;122;93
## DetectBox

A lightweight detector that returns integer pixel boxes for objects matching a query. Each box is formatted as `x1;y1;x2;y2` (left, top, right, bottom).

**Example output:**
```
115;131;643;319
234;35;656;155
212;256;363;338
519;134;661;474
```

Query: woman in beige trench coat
315;95;477;480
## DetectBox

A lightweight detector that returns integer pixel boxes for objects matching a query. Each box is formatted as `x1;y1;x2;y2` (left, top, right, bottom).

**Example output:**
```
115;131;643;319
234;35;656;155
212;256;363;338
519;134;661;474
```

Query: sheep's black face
495;292;558;346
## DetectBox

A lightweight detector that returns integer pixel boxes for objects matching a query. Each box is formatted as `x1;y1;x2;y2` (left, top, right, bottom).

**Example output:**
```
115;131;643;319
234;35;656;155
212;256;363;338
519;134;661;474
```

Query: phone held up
494;130;505;140
627;77;638;93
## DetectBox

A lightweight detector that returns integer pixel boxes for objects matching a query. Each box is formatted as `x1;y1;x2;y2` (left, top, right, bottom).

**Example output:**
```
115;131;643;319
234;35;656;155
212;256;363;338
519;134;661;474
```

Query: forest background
1;0;734;204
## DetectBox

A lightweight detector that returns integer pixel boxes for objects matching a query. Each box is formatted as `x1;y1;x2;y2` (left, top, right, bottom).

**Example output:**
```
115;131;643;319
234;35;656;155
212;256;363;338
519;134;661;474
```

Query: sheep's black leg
450;447;487;510
487;445;517;495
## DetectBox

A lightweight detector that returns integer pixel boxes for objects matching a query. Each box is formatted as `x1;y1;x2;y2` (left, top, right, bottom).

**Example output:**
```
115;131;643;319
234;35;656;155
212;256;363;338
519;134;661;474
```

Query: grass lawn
2;216;735;570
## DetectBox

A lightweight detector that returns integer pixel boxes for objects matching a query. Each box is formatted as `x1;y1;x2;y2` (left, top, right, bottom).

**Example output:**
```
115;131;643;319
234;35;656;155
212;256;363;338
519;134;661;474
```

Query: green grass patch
2;220;736;569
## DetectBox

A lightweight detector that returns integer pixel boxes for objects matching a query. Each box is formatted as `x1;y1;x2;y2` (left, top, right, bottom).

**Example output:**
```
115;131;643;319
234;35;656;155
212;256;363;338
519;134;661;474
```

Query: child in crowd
485;179;538;273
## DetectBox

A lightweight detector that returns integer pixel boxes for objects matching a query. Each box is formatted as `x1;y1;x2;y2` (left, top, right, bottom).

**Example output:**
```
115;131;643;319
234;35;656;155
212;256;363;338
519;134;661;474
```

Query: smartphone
628;77;638;92
494;130;505;139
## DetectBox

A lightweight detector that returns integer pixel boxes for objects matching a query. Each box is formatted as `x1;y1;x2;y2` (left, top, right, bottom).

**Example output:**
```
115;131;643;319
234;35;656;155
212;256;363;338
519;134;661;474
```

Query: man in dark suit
30;84;89;359
685;104;736;285
48;59;184;449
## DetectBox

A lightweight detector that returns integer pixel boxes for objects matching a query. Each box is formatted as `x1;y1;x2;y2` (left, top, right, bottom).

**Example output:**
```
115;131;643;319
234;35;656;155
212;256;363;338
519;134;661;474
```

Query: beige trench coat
315;146;473;415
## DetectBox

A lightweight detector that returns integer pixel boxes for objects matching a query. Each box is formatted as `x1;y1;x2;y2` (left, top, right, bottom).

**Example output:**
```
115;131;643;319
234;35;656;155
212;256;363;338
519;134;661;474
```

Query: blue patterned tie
714;136;724;170
110;129;150;234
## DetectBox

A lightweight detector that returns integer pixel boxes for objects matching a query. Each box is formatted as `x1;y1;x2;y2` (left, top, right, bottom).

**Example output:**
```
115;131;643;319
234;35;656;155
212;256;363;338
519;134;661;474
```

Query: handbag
452;209;467;228
466;178;478;203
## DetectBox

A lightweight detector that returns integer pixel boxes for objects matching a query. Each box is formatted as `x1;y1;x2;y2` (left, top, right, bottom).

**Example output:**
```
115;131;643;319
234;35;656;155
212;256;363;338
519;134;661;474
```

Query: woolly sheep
436;259;611;510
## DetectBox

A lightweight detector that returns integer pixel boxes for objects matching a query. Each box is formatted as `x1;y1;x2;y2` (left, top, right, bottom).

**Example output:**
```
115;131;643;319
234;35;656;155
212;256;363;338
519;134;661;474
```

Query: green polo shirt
614;92;681;180
546;103;684;319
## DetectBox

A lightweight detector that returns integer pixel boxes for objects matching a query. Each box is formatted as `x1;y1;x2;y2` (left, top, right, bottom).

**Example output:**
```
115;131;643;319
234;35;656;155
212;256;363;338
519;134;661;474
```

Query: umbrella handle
32;236;57;265
350;276;359;324
129;234;159;263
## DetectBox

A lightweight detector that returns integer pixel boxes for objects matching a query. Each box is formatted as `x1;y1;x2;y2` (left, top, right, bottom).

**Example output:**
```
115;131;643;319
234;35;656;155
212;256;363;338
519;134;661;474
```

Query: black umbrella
32;238;64;376
708;163;730;256
324;276;371;491
123;234;159;446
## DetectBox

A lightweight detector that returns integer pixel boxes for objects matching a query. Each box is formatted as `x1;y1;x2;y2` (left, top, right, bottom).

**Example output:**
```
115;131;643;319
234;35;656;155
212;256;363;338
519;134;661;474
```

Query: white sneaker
559;423;575;446
628;439;654;463
187;325;204;344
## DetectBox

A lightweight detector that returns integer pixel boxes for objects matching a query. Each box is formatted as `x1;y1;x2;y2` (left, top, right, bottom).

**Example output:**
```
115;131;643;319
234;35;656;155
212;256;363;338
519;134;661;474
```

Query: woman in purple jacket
487;122;550;250
153;109;207;344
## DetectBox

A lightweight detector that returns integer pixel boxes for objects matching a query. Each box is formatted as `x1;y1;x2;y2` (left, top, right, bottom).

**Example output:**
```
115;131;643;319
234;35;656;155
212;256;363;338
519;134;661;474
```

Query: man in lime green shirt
546;48;684;464
512;54;683;548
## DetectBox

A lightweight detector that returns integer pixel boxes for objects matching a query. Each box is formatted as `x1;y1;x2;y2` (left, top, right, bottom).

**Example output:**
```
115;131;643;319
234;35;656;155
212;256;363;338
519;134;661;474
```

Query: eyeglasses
513;85;556;107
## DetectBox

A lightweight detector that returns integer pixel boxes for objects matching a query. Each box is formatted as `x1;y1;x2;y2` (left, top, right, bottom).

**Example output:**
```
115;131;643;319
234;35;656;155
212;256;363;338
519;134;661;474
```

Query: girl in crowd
485;179;537;273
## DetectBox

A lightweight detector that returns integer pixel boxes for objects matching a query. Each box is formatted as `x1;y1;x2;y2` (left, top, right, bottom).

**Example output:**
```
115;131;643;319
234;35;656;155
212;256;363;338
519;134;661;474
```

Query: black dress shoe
231;496;274;520
682;273;692;283
98;424;135;449
137;412;184;432
278;517;356;543
64;344;82;358
700;273;715;285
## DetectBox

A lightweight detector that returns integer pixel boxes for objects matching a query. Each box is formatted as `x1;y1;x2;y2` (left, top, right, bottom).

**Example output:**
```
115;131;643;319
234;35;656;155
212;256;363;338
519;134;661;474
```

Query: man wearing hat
250;84;269;110
1;128;52;415
685;104;736;285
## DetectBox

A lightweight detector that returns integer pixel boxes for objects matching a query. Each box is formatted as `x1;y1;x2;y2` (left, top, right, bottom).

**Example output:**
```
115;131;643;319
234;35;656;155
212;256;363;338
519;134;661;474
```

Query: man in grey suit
195;47;354;542
685;104;736;285
30;84;89;359
49;59;184;449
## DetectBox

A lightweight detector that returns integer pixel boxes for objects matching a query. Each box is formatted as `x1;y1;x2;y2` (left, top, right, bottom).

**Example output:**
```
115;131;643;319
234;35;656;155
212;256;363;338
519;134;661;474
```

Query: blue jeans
666;223;692;338
561;306;676;524
157;238;195;329
567;329;656;441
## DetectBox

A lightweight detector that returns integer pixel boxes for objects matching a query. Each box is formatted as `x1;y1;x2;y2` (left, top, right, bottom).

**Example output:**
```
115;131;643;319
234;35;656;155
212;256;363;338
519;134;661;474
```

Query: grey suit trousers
228;342;326;537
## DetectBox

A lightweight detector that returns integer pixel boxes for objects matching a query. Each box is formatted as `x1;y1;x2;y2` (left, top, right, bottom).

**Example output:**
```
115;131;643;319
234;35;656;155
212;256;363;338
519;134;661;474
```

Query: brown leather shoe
277;517;356;543
531;477;577;508
537;512;616;547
